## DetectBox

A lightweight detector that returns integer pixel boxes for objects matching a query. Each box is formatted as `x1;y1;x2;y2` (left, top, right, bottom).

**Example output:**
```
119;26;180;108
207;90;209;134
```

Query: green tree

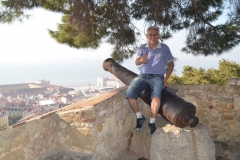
1;0;239;61
208;59;240;83
168;74;183;84
0;125;5;130
8;115;22;126
168;59;240;84
181;66;211;84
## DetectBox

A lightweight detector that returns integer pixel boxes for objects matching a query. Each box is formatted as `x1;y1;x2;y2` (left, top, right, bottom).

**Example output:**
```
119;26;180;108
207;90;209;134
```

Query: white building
97;77;124;88
39;100;58;112
5;102;28;117
97;77;108;87
39;100;57;107
35;79;50;85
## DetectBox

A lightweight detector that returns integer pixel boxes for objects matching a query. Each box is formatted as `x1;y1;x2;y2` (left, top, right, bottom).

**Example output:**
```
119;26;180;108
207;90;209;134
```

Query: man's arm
164;61;174;87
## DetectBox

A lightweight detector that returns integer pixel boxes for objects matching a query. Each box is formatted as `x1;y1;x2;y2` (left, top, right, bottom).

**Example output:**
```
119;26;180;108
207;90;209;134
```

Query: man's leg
148;97;160;134
126;76;148;130
128;98;140;113
150;97;161;118
148;75;164;134
128;98;146;130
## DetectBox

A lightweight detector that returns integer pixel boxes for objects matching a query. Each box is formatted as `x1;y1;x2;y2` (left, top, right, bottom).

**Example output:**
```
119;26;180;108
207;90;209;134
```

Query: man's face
146;29;159;45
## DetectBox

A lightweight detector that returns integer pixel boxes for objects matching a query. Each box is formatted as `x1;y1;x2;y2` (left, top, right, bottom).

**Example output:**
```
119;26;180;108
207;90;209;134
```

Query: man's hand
164;79;168;88
141;52;148;64
135;52;148;65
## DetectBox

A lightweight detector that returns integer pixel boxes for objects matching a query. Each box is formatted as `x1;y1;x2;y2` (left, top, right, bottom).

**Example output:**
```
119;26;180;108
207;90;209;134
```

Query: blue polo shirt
137;42;174;75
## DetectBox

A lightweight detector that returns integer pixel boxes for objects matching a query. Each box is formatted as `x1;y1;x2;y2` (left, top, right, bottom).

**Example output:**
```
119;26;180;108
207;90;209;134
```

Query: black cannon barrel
103;58;199;128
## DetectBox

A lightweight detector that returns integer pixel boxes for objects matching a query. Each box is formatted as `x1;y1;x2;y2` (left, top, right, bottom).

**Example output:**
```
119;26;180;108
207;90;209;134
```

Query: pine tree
1;0;239;61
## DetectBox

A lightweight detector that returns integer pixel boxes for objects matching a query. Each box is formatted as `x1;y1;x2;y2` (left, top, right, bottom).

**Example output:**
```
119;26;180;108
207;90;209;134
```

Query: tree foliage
0;124;5;130
168;59;240;84
8;114;22;126
1;0;240;61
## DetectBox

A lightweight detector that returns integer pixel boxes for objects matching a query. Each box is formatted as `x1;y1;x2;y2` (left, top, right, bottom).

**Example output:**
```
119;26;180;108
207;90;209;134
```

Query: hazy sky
1;8;240;75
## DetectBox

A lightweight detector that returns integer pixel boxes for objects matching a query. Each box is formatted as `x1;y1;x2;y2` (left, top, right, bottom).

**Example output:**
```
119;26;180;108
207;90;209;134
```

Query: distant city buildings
0;77;123;126
5;101;28;117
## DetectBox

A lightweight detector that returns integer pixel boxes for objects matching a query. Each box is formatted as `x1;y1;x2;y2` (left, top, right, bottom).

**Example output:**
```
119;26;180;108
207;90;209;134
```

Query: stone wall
0;84;239;160
0;87;135;160
169;84;240;144
228;78;240;85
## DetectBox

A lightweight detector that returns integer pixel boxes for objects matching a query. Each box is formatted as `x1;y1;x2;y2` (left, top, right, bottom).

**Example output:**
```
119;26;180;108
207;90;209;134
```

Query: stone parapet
169;84;240;144
228;78;240;85
0;87;135;160
0;84;239;160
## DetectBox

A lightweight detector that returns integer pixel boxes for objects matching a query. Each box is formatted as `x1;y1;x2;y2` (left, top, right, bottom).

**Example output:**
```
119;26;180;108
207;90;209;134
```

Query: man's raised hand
141;52;148;64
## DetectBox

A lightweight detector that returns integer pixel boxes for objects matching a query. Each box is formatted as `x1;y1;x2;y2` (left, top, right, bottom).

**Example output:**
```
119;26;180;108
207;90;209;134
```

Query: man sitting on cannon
125;26;174;134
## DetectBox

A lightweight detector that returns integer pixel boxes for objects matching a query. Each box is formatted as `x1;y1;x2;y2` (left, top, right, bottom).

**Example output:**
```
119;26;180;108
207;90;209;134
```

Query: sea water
0;59;139;87
0;60;108;86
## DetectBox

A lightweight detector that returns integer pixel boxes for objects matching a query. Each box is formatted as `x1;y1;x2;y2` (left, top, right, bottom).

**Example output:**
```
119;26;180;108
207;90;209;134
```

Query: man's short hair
146;26;160;34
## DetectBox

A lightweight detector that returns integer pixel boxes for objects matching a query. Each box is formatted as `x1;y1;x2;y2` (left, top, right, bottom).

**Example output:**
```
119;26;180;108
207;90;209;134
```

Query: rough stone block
228;78;240;85
217;134;227;142
150;123;215;160
81;106;95;119
234;97;240;110
43;150;95;160
98;109;108;117
221;114;235;121
208;94;222;99
59;121;67;129
226;122;240;137
215;102;233;111
129;116;172;159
